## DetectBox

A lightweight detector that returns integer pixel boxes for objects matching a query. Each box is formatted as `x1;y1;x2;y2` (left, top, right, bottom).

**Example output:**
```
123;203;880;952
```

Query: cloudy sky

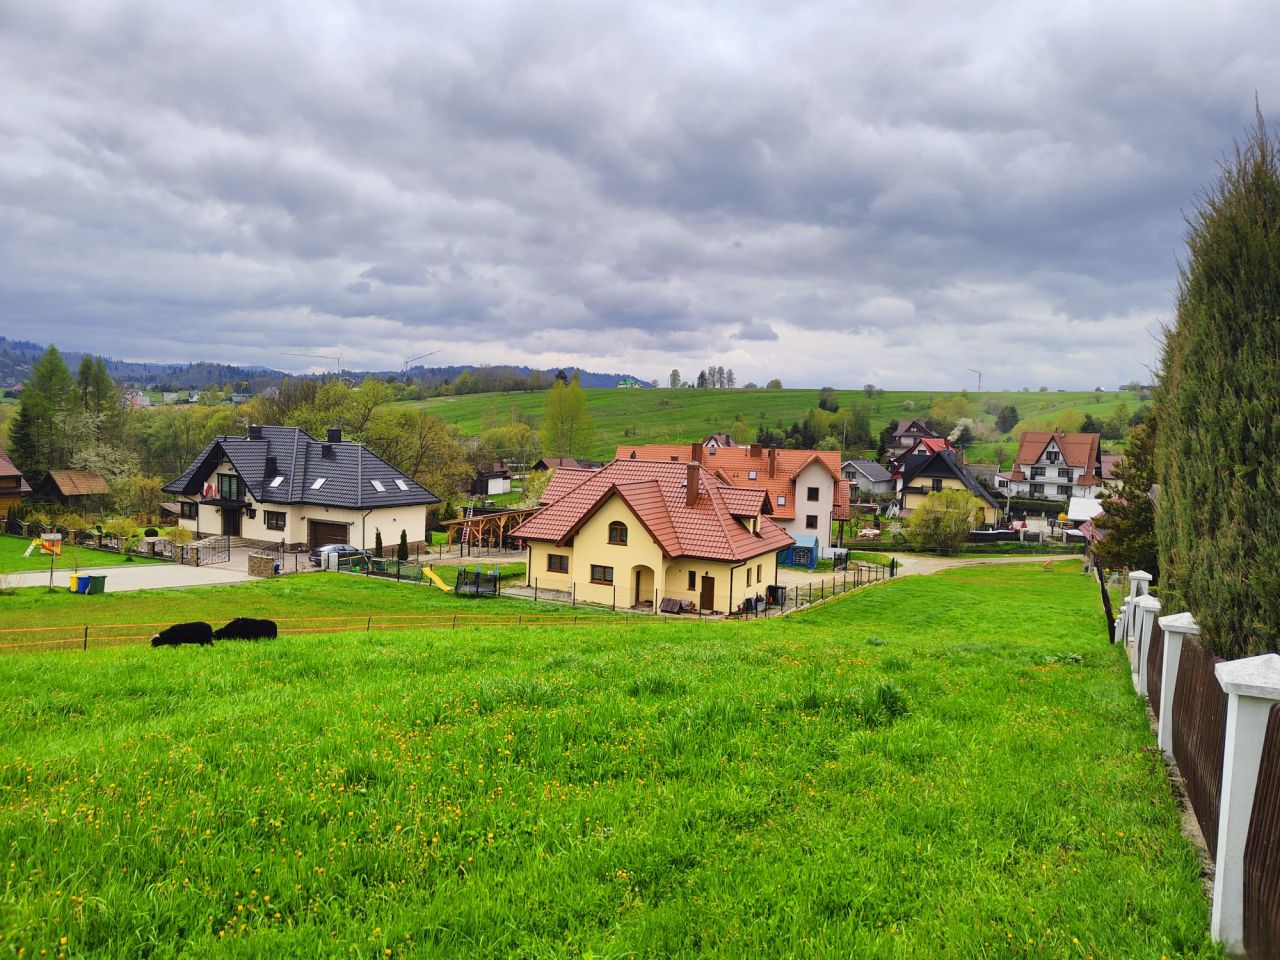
1;1;1276;388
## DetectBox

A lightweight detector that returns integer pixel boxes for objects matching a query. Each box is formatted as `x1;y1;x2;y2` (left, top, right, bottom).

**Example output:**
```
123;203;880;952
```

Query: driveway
5;563;254;593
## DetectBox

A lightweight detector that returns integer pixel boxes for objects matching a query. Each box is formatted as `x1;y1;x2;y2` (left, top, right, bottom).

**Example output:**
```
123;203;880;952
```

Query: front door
700;575;715;611
221;508;241;537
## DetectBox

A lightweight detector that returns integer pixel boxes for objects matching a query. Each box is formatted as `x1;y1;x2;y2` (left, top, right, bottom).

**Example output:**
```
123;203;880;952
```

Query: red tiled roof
615;444;851;521
44;469;109;497
1101;455;1123;480
540;467;599;505
1014;431;1100;471
512;459;793;562
0;447;31;492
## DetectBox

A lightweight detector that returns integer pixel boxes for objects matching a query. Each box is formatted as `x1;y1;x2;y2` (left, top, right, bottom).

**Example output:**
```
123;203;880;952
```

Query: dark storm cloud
0;0;1276;386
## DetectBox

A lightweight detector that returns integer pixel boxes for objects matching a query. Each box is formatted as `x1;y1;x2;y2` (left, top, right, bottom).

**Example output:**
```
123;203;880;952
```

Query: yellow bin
69;575;82;593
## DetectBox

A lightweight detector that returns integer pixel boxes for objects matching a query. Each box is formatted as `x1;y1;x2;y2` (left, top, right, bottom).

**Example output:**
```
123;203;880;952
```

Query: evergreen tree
696;370;708;389
11;345;76;485
397;529;409;562
374;529;384;558
995;404;1020;433
1092;421;1157;578
1155;111;1280;657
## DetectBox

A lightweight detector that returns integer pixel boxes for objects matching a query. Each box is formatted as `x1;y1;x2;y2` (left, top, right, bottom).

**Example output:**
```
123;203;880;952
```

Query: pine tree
1092;421;1157;577
11;346;76;484
1155;111;1280;657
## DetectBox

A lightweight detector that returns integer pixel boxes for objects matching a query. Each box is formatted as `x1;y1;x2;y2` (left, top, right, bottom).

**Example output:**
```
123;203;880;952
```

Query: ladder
460;504;475;547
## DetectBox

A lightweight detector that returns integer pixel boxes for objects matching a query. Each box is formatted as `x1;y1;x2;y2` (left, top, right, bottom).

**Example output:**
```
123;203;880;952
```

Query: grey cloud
0;0;1276;386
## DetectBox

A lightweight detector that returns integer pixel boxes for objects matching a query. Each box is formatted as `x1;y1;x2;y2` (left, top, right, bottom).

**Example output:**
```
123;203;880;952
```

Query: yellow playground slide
421;566;453;592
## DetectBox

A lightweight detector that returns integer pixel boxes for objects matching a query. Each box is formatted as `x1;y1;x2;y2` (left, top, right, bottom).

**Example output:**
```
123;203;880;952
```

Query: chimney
327;427;342;444
248;425;263;440
265;455;278;476
768;446;777;478
690;441;702;464
749;443;763;458
686;463;699;507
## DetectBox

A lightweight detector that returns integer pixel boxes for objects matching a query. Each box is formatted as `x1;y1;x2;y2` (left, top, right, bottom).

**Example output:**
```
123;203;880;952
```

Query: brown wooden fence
1146;621;1165;720
1171;638;1229;857
1245;704;1280;959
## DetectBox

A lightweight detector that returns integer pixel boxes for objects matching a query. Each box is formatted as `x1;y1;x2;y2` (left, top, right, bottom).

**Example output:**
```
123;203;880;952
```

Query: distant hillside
408;386;1142;463
0;337;647;391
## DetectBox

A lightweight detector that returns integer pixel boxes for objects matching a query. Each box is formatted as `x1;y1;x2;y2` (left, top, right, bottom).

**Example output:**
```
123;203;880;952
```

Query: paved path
5;563;255;593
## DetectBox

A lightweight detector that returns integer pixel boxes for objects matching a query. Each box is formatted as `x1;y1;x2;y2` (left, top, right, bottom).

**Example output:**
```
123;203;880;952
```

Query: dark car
309;543;371;568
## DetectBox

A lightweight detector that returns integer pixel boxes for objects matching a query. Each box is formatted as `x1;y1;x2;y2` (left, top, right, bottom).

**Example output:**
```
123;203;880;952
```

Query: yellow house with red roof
511;458;793;614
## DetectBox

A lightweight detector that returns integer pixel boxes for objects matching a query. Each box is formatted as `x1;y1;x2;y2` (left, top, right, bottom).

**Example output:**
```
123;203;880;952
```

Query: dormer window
1046;451;1059;463
370;479;385;492
608;521;628;545
311;478;326;490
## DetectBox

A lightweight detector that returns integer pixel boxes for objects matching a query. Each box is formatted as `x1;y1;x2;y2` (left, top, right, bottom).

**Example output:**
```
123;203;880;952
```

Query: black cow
213;618;278;641
150;622;214;647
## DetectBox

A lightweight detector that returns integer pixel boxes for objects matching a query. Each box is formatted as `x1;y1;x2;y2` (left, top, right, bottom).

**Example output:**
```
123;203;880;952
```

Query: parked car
309;543;371;568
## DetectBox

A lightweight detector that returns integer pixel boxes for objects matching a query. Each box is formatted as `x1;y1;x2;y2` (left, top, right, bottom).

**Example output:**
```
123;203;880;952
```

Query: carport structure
441;507;542;550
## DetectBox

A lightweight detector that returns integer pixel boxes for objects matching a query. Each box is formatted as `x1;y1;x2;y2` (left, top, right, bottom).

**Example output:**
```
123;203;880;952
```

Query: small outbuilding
37;470;110;510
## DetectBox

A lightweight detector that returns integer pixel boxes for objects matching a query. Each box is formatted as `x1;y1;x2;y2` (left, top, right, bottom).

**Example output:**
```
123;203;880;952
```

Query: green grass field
0;562;1215;958
403;387;1140;462
0;534;164;575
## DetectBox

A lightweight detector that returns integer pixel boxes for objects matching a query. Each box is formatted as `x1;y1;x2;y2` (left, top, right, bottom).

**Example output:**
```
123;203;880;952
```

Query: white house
995;431;1103;502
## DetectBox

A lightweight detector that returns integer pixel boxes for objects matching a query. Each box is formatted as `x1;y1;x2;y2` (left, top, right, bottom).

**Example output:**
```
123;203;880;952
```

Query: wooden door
700;575;715;611
221;508;241;537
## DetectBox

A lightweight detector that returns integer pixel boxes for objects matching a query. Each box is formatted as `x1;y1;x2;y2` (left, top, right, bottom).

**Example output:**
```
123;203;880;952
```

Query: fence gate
195;536;230;566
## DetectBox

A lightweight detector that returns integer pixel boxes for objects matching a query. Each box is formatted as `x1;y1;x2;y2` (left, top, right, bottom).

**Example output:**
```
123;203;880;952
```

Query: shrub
144;527;159;538
165;526;193;547
397;530;409;562
374;529;384;558
906;489;984;555
1156;112;1280;657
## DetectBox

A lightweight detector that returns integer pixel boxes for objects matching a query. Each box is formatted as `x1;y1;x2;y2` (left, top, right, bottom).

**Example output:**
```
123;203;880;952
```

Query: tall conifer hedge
1155;112;1280;657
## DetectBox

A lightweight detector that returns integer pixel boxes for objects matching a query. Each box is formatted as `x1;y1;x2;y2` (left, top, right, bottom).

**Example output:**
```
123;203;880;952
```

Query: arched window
608;521;628;545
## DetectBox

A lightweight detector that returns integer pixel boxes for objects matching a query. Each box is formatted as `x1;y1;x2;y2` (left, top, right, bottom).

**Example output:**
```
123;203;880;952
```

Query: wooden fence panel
1245;704;1280;960
1146;621;1165;719
1171;638;1228;858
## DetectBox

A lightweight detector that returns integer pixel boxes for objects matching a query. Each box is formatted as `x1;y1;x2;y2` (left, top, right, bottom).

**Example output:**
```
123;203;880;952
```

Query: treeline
0;347;567;524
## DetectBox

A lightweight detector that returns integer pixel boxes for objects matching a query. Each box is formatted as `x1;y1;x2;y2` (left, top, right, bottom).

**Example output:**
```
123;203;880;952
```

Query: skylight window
777;495;786;505
370;479;385;492
269;476;284;488
311;478;326;490
394;479;408;491
748;470;757;480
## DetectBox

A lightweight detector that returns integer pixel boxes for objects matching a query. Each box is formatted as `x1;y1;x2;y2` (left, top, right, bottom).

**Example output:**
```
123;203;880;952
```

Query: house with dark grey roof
841;458;893;496
897;450;1001;526
162;425;440;550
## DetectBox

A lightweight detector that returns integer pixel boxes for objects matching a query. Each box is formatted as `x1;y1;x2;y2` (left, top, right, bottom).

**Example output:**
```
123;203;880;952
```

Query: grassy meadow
0;535;164;575
0;562;1217;958
403;387;1142;463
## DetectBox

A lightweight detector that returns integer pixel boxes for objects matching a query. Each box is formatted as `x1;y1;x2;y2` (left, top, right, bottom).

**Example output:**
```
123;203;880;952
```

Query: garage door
308;521;349;549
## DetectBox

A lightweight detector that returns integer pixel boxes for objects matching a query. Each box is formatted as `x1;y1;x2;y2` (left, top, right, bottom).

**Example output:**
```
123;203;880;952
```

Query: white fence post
1125;570;1152;644
1156;612;1199;760
1134;596;1161;696
1211;654;1280;954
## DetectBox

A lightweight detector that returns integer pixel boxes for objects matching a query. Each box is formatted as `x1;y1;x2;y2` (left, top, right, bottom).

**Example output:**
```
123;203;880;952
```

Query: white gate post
1211;654;1280;954
1134;596;1161;696
1156;612;1199;760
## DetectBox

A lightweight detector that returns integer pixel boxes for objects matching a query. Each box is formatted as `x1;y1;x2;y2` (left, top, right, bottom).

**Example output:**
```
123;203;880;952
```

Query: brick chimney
749;443;763;458
768;446;777;478
689;441;702;464
686;463;700;507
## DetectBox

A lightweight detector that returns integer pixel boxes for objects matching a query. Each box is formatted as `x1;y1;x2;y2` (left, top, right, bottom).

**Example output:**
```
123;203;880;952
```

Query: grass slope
0;535;163;575
0;570;614;640
403;388;1138;462
0;562;1214;958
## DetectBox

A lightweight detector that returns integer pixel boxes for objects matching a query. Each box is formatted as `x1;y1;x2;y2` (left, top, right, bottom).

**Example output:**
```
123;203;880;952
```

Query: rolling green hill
402;387;1143;464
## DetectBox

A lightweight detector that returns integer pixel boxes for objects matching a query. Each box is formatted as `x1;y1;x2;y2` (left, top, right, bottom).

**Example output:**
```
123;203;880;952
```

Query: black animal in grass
150;622;214;647
212;618;278;641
